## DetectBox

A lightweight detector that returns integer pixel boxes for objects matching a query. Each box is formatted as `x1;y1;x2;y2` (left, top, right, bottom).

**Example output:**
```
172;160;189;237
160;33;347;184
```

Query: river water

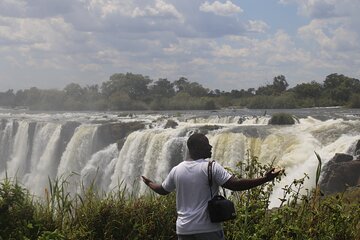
0;107;359;207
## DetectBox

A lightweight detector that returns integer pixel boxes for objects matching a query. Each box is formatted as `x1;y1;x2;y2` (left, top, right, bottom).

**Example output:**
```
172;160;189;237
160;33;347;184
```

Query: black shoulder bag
207;160;236;222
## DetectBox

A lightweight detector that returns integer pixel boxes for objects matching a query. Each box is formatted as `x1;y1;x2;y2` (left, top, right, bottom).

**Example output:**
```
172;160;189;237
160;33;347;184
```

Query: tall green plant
0;177;40;239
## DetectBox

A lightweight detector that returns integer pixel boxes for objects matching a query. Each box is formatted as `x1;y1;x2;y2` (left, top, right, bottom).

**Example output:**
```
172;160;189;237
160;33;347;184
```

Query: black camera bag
207;161;236;222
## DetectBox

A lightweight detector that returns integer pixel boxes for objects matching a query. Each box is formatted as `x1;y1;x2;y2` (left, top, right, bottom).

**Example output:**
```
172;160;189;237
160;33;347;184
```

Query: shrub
0;178;42;239
269;113;295;125
223;152;360;240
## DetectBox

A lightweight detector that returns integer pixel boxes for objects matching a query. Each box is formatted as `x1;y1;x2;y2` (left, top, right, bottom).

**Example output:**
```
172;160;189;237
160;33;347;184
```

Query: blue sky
0;0;359;91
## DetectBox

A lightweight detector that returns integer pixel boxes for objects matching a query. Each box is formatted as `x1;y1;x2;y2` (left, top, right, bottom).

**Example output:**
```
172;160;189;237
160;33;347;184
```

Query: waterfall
80;143;119;193
0;120;15;171
24;123;62;196
57;124;98;194
110;128;188;195
0;109;359;207
5;121;29;179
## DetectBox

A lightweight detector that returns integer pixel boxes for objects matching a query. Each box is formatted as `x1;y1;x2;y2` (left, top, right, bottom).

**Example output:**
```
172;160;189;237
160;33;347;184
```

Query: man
142;133;280;240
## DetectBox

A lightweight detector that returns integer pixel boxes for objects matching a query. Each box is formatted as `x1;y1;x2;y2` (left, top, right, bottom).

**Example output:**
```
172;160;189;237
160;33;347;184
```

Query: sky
1;0;360;92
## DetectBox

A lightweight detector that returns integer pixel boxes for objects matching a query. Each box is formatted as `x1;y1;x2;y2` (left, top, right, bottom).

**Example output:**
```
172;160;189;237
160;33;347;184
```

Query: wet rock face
0;119;7;130
164;119;178;129
60;122;81;149
355;140;360;156
332;153;353;163
96;122;145;151
320;153;360;195
57;121;82;161
25;122;37;172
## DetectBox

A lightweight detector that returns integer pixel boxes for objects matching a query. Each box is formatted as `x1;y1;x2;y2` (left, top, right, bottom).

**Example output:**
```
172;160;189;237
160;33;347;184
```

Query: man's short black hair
187;133;210;160
187;133;205;148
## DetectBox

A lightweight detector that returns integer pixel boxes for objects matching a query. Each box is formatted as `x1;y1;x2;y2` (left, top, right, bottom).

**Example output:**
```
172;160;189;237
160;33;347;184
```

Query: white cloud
127;0;184;21
0;16;61;45
1;0;360;91
189;58;210;66
163;43;189;55
277;0;360;80
212;44;250;58
246;20;269;33
199;1;243;16
298;0;337;18
201;29;312;88
0;0;26;17
279;0;359;19
79;63;103;72
84;0;184;22
298;18;359;51
0;15;95;70
87;0;122;18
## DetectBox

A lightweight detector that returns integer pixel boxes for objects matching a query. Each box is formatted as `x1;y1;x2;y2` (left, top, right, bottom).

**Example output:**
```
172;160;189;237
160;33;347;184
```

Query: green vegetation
1;154;359;240
0;177;177;240
1;73;360;110
269;113;296;125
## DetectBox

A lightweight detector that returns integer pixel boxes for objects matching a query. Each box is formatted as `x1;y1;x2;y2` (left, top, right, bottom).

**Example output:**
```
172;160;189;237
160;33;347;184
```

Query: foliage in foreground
223;153;360;240
0;154;359;240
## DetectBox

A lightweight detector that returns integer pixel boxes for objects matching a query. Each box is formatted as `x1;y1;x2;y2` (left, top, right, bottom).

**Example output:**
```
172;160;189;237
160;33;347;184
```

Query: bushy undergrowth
1;154;359;240
223;153;360;240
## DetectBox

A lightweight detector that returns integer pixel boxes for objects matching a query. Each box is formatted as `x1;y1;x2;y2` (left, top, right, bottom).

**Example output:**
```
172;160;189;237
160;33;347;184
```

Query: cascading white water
80;143;119;193
5;121;29;179
0;110;359;207
139;128;188;195
57;124;98;194
0;120;15;170
110;130;154;193
24;123;62;196
204;117;360;207
110;127;188;195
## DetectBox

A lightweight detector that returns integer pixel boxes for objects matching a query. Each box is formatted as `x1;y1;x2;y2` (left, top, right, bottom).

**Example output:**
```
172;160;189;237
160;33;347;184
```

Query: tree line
0;72;359;111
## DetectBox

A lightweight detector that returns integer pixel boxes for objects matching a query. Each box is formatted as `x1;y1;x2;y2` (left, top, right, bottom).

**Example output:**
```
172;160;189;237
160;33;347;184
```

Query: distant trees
63;83;85;110
174;77;209;97
0;90;15;107
149;78;175;98
256;75;289;96
323;73;360;105
0;72;359;110
273;75;289;94
292;81;322;107
101;73;152;110
293;81;322;99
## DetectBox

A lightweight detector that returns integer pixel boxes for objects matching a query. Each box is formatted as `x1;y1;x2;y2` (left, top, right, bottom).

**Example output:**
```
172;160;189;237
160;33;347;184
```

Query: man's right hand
265;168;283;181
141;176;152;185
141;176;170;195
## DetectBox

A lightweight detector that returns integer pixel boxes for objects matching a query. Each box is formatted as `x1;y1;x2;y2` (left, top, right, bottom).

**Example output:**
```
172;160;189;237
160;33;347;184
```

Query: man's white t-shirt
162;158;232;235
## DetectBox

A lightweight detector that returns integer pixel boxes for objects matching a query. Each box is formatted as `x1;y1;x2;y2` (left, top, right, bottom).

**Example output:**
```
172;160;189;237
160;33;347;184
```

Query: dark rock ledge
319;140;360;195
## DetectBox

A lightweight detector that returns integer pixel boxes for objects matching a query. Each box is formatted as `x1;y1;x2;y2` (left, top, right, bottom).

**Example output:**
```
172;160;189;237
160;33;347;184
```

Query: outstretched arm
222;168;280;191
141;176;170;195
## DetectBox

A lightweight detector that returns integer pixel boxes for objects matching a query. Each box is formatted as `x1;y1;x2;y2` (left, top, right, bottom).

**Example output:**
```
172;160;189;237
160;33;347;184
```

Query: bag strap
207;160;214;198
207;160;227;198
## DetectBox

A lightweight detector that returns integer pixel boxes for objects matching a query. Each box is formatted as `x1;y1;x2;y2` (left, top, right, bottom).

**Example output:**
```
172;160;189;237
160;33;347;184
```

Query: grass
0;153;359;240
